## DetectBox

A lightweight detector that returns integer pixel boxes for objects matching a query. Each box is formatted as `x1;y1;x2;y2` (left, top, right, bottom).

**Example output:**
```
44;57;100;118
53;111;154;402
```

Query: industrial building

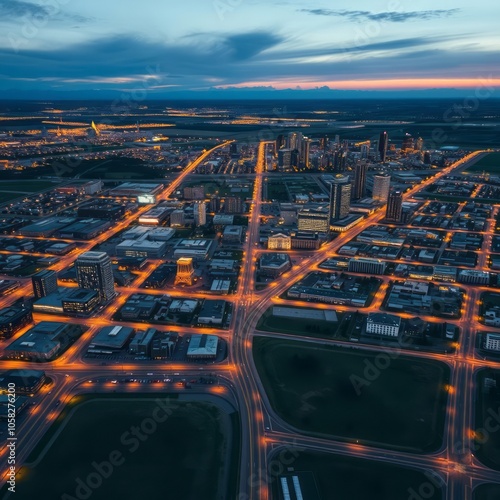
89;326;135;352
174;239;212;260
197;300;226;325
0;369;46;395
5;322;85;361
116;239;168;258
138;207;171;225
187;334;219;359
348;257;387;275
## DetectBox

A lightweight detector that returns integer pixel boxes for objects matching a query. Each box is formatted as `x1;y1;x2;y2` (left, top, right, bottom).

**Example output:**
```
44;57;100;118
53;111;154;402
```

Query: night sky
0;0;499;96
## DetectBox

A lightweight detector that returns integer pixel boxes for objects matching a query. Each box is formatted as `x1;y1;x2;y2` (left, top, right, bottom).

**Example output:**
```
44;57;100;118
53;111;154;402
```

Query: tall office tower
32;270;58;300
352;162;368;200
277;148;292;171
194;202;207;226
276;134;286;151
287;132;302;151
76;251;116;303
330;175;352;222
415;137;424;151
229;143;239;156
334;135;340;146
378;131;388;162
360;143;369;159
386;190;403;222
300;138;311;168
333;149;347;172
372;174;391;203
320;135;329;151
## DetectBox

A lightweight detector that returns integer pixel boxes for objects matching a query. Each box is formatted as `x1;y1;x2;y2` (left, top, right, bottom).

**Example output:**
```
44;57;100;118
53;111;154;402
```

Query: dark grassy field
253;337;450;453
474;369;500;470
270;450;444;500
474;483;500;500
464;152;500;173
5;394;239;500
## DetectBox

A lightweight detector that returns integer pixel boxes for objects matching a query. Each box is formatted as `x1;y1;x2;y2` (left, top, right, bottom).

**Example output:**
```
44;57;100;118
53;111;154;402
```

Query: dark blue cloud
300;8;461;22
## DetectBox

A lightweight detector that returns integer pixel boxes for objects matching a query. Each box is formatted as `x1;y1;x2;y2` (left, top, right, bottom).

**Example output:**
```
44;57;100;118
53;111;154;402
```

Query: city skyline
0;0;499;97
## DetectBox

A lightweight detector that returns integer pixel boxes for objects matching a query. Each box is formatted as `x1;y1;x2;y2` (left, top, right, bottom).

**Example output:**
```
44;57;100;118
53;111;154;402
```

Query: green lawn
7;394;239;500
474;369;500;470
464;152;500;173
270;450;443;500
253;337;450;453
474;483;500;500
0;180;61;192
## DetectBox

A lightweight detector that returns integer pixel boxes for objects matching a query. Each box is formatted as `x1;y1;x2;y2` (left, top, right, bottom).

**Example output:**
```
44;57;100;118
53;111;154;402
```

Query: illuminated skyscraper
330;175;351;222
386;190;403;222
378;131;388;162
194;202;206;226
76;251;115;303
352;162;368;200
372;174;391;203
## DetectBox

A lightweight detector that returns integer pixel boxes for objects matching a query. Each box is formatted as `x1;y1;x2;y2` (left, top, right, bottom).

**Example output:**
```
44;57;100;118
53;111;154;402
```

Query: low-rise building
0;369;46;395
268;233;292;250
197;300;226;325
116;239;168;258
0;306;33;339
187;334;218;359
5;322;85;361
366;313;401;337
259;253;292;278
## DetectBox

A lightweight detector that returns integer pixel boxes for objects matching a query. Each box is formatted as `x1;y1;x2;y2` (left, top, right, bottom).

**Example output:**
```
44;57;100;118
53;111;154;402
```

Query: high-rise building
287;132;302;151
32;270;58;300
276;134;286;151
352;162;368;200
330;175;351;222
277;149;292;171
378;131;388;162
386;190;403;222
209;196;221;213
75;251;115;303
333;149;347;172
194;202;206;226
300;138;311;168
372;174;391;203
